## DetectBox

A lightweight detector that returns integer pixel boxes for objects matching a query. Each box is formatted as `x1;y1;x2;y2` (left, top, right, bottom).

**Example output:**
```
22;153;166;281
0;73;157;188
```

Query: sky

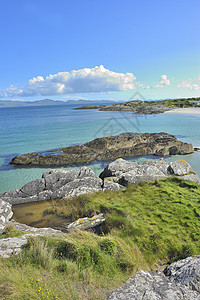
0;0;199;101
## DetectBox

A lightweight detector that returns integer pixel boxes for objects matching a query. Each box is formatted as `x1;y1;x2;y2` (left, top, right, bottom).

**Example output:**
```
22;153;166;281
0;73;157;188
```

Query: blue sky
0;0;199;101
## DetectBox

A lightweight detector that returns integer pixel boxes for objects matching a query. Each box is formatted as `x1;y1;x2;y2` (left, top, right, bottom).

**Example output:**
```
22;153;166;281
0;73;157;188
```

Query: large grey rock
100;158;139;179
164;255;200;293
52;176;103;199
0;199;13;234
169;161;193;176
0;220;63;258
180;174;200;184
0;236;28;258
108;255;200;299
100;158;199;187
66;213;105;231
119;165;166;187
0;166;103;204
107;270;200;299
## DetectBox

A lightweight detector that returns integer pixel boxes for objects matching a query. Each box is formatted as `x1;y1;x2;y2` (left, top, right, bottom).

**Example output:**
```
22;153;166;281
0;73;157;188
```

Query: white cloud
154;74;171;88
0;65;137;97
177;75;200;90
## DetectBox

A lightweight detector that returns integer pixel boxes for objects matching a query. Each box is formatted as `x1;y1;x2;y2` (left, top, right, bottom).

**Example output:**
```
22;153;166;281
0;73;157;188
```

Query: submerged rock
10;132;193;166
108;255;200;300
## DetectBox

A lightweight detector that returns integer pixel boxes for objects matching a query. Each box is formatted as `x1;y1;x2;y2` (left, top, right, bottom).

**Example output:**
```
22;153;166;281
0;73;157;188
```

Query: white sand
165;107;200;115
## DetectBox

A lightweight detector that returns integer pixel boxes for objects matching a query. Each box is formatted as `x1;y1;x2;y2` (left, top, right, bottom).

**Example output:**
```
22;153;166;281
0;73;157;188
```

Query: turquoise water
0;104;200;193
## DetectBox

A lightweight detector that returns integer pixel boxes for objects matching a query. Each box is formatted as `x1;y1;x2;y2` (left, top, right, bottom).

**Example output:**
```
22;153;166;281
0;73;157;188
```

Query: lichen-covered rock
164;255;200;293
107;270;200;299
0;236;28;258
0;220;63;258
100;158;199;187
66;213;105;231
0;199;13;234
169;160;193;176
0;166;103;205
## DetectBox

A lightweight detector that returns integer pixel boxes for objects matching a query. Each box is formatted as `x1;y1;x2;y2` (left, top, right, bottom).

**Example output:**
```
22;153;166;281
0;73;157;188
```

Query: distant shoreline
165;107;200;115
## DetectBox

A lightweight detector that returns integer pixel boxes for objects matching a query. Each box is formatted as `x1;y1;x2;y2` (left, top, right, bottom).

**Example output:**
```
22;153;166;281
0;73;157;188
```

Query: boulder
108;255;200;299
169;160;193;176
0;199;13;234
0;166;103;205
164;255;200;293
107;270;200;300
100;158;199;187
0;220;63;258
66;213;105;231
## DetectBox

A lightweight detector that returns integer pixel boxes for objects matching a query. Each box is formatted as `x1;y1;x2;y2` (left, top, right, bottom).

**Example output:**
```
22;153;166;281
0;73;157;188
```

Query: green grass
1;177;200;299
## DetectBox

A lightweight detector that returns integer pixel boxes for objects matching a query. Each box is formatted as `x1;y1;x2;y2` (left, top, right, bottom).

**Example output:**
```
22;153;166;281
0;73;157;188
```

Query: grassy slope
0;177;200;299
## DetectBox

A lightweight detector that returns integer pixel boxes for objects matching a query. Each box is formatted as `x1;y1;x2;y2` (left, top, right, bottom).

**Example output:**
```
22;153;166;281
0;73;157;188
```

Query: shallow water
12;200;68;230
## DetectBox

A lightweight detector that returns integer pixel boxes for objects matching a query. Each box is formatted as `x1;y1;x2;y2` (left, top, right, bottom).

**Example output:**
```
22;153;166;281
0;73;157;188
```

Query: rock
100;158;200;187
169;160;193;176
100;158;139;179
180;174;200;184
10;132;193;167
107;270;200;300
0;199;13;234
118;165;166;187
108;255;200;299
0;236;28;258
0;166;103;205
0;220;63;258
164;255;200;293
51;176;102;199
103;180;124;191
66;213;105;231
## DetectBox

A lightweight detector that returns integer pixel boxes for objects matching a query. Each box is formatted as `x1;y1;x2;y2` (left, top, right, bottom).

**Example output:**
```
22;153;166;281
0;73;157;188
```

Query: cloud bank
0;65;137;97
177;75;200;90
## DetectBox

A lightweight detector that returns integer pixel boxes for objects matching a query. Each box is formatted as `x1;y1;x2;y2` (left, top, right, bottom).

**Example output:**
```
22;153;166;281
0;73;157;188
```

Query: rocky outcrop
10;132;193;167
0;220;63;258
77;98;200;115
108;255;200;300
0;199;13;234
66;213;105;232
0;166;103;204
1;158;199;205
164;256;200;293
100;158;199;186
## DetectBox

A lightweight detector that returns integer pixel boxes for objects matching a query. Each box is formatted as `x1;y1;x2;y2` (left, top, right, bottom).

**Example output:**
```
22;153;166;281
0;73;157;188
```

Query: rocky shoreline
76;97;200;115
10;132;194;167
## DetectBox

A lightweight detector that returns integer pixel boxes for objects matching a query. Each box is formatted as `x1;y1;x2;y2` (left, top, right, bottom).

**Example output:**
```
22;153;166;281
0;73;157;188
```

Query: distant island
76;97;200;114
0;98;116;108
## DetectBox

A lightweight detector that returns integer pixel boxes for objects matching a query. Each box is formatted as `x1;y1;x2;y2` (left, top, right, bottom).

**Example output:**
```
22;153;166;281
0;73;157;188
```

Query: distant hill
0;99;117;108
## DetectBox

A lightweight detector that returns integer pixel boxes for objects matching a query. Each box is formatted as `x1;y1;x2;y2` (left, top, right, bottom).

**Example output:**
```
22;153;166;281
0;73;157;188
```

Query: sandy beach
165;107;200;115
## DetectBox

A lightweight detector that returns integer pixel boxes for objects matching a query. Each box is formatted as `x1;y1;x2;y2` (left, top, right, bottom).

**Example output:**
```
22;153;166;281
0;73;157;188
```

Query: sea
0;103;200;194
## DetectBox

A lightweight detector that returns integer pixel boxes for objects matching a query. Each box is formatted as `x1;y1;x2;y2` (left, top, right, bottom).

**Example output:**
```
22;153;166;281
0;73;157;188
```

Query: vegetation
1;177;200;299
119;97;200;109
